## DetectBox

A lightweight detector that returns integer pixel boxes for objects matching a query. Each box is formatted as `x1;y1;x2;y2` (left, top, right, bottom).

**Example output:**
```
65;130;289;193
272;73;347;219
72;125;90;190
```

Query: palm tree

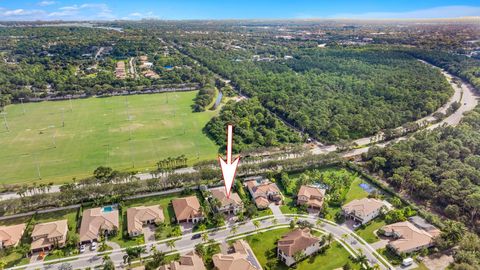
198;223;207;232
230;225;238;235
253;220;260;230
0;260;7;270
166;240;176;250
201;232;209;242
102;254;111;264
272;218;278;226
326;233;334;245
316;219;323;227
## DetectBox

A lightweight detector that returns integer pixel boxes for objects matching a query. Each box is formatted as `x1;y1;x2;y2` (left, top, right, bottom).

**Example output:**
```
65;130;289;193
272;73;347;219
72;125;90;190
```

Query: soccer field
0;91;219;185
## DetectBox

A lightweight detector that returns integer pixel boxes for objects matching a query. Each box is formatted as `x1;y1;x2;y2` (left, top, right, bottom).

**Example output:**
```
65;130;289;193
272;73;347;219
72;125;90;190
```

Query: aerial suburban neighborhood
0;1;479;270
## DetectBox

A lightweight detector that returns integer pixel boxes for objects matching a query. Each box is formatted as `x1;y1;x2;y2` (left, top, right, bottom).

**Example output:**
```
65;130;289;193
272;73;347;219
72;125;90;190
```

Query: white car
353;222;362;229
79;244;86;253
91;241;97;251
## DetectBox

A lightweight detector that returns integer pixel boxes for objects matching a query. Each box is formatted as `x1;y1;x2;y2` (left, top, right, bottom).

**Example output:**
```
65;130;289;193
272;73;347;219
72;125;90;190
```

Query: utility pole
19;98;25;115
69;97;73;111
1;112;9;132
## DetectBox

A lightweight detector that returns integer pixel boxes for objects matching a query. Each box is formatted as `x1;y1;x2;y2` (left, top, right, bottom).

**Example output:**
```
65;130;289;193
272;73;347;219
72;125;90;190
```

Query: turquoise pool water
102;206;114;212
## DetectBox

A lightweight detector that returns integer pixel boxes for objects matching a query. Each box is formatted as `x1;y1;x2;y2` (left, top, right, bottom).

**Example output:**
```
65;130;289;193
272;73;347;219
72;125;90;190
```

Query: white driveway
143;225;156;243
269;203;282;216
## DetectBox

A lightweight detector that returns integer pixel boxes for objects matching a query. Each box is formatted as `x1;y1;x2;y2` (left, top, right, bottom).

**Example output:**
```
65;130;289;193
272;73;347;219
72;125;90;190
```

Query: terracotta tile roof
297;185;326;208
210;188;242;208
212;240;259;270
79;207;119;242
0;223;26;247
159;251;206;270
254;196;270;208
278;228;320;257
127;205;164;234
342;198;385;219
383;221;437;253
31;220;68;250
172;196;203;221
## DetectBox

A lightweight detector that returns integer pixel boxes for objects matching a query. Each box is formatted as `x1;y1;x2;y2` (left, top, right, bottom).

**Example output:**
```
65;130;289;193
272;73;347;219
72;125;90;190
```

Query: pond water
359;182;377;193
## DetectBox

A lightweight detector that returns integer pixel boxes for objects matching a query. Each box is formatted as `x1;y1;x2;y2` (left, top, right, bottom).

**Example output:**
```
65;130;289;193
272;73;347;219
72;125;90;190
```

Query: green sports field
0;91;219;185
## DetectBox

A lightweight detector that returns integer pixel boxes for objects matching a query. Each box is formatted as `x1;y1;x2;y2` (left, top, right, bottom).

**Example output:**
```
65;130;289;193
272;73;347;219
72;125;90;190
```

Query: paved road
0;62;477;202
15;214;393;270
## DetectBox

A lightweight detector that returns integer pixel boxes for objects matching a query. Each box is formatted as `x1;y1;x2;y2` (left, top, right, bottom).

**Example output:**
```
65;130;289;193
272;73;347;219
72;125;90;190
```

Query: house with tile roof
30;220;68;252
297;185;326;210
210;187;243;214
159;251;206;270
212;240;261;270
127;205;164;237
342;198;386;225
381;221;441;255
172;196;204;223
0;223;26;249
79;207;119;243
245;178;282;209
277;228;321;266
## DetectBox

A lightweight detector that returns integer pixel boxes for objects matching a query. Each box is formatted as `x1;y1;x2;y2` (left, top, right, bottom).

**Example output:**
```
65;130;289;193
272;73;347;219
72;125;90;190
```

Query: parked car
402;258;413;267
91;241;97;251
353;222;362;229
79;244;86;253
191;234;201;240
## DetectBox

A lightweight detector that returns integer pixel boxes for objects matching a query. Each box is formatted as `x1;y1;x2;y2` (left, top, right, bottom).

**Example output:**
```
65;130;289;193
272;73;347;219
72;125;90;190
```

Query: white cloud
0;7;46;18
47;3;114;20
329;5;480;19
38;1;56;6
129;12;142;17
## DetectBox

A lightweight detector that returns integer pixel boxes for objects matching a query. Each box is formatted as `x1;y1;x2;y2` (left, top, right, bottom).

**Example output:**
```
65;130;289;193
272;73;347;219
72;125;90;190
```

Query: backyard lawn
0;91;219;185
355;218;386;243
245;227;357;270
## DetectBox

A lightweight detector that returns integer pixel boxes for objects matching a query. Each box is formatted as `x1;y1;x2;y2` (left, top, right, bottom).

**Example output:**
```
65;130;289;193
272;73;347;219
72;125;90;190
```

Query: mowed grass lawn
0;91;219;185
245;228;356;270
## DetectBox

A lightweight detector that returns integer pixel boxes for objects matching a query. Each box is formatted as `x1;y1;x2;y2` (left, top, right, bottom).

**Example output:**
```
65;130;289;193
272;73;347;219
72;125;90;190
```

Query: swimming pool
102;206;114;213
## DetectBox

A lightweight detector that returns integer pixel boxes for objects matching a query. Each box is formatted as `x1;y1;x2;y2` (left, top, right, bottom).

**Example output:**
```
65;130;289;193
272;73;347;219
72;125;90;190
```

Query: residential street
15;213;393;270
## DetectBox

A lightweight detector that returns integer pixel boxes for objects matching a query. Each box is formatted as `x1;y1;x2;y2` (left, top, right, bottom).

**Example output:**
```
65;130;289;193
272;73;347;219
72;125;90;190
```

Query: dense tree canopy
205;98;302;152
364;106;480;233
184;45;453;143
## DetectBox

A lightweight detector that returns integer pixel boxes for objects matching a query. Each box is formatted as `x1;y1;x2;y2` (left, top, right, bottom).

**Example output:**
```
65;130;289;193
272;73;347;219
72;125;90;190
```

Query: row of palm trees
16;182;54;197
155;155;188;176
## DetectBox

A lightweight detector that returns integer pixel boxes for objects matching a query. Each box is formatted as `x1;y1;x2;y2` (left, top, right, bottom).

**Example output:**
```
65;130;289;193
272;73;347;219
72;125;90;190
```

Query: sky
0;0;479;21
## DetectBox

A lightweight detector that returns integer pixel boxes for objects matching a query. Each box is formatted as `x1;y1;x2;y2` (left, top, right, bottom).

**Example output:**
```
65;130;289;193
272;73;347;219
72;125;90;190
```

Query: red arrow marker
219;125;240;199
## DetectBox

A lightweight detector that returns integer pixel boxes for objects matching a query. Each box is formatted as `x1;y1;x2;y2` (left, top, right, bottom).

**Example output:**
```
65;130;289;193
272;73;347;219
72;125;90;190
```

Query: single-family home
30;220;68;253
277;228;321;266
381;221;441;255
0;223;26;249
245;178;282;209
210;187;243;214
79;207;119;243
159;251;206;270
172;196;204;223
297;185;326;210
342;198;386;225
127;205;164;237
213;240;260;270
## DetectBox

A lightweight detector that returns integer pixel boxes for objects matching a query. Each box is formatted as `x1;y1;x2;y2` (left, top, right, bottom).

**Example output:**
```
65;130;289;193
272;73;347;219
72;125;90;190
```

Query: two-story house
210;187;243;215
277;228;321;266
245;178;282;209
342;198;386;225
172;196;204;223
30;220;68;253
296;185;326;210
